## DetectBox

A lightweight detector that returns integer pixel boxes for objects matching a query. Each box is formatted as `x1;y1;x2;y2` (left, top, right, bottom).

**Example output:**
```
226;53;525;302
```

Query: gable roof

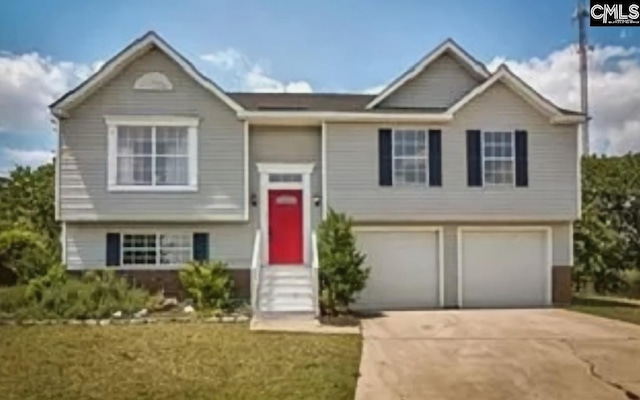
447;65;582;123
228;93;374;111
50;31;244;115
365;39;491;109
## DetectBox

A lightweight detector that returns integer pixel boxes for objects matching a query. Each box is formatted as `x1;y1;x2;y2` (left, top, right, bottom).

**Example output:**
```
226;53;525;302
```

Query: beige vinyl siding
326;83;579;221
59;48;245;221
65;223;253;270
379;54;480;109
249;126;322;229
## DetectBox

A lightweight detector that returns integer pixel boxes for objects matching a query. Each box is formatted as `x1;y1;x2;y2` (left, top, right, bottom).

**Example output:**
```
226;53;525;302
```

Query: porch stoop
254;266;315;318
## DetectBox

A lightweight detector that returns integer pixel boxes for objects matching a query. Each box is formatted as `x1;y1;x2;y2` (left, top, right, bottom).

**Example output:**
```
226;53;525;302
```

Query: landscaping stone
134;308;149;318
183;305;195;314
158;298;179;311
112;311;123;318
84;319;97;326
222;316;235;323
98;320;111;326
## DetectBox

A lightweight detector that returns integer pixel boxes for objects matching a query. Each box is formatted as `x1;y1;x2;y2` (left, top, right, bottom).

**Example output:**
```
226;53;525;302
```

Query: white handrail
311;231;320;317
250;229;262;312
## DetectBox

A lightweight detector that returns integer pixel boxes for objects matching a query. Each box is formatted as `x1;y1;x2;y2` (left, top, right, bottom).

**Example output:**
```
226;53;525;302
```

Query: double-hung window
483;131;514;185
106;116;198;191
122;233;192;266
393;129;428;185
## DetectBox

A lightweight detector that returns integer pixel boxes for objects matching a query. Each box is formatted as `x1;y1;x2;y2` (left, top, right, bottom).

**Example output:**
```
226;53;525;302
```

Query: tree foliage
575;154;640;293
0;163;60;284
317;209;370;315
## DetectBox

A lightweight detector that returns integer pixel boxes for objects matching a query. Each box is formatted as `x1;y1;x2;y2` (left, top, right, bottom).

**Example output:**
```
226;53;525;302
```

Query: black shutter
515;130;529;187
466;130;482;186
193;233;209;262
379;129;393;186
106;233;120;267
428;130;442;187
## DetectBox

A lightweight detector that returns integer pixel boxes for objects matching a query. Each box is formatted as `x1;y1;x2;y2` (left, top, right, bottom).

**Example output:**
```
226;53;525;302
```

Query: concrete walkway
356;309;640;400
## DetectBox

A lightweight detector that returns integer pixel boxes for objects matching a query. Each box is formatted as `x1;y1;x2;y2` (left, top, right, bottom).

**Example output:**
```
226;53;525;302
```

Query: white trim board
366;39;490;109
353;225;445;308
456;225;553;308
50;31;244;115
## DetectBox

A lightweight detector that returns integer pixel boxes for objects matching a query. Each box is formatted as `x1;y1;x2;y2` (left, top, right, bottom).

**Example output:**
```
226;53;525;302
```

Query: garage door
353;229;441;310
459;228;551;308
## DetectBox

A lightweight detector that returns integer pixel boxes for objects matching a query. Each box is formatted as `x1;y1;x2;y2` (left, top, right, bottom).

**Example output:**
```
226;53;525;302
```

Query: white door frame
257;163;315;266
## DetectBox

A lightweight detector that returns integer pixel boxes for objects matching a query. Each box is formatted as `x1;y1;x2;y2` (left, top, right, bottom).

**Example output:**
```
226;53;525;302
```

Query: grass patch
0;324;361;400
570;296;640;326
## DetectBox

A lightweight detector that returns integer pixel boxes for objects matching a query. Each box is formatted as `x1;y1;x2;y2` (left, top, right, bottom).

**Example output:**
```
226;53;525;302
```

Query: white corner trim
365;39;490;109
61;222;67;265
256;162;315;174
51;32;244;114
133;71;173;91
54;115;61;221
456;225;554;308
243;121;250;221
352;225;445;308
321;121;328;219
104;115;200;127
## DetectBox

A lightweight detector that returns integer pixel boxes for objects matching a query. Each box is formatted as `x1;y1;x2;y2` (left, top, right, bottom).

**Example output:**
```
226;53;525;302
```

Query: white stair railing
311;231;320;317
250;230;262;313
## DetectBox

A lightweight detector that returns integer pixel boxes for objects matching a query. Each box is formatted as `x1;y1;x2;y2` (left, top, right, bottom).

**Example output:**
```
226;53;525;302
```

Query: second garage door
354;229;441;310
459;228;551;308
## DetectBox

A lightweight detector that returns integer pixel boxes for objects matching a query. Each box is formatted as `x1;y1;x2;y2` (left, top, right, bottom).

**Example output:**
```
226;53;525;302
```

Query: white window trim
105;115;199;192
120;231;193;269
391;128;429;186
481;131;516;187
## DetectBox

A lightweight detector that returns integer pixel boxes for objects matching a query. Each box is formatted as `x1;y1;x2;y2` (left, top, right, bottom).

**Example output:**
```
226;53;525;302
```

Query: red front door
268;189;303;265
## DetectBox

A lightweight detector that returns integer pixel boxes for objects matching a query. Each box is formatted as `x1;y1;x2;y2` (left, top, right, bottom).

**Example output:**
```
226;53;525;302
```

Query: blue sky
0;0;638;174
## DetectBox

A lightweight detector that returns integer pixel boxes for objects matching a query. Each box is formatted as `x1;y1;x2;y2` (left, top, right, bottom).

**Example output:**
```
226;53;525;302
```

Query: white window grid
121;233;193;266
116;125;189;187
392;129;428;185
482;131;515;186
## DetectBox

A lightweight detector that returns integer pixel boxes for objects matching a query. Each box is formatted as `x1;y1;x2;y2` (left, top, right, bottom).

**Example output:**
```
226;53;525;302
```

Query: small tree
318;209;369;315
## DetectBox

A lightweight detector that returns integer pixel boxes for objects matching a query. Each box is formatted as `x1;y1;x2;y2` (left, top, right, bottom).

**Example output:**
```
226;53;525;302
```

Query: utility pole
575;0;590;154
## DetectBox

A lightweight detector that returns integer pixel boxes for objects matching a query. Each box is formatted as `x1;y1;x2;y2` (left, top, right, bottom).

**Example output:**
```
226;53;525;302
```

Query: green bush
317;209;370;315
0;228;54;283
0;285;29;316
621;270;640;298
0;268;152;320
179;261;234;311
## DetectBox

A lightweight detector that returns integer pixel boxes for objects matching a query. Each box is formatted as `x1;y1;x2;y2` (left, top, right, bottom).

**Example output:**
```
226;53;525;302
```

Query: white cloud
2;148;53;168
361;84;386;95
487;44;640;154
0;52;101;134
201;49;313;93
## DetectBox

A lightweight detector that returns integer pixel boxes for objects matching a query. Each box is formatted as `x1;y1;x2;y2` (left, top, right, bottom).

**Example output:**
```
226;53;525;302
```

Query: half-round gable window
133;72;173;91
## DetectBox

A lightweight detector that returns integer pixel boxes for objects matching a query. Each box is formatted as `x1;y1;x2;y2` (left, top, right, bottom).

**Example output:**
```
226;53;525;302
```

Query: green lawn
570;296;640;326
0;324;361;400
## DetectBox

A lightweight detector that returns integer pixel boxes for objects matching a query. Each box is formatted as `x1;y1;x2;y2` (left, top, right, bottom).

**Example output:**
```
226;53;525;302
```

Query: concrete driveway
356;309;640;400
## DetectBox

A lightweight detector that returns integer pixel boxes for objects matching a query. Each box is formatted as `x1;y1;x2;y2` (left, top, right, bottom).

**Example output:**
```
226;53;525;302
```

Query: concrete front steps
256;266;315;317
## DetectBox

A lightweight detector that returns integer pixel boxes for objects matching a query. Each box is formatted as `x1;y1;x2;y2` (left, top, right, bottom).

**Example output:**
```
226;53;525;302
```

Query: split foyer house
50;32;582;316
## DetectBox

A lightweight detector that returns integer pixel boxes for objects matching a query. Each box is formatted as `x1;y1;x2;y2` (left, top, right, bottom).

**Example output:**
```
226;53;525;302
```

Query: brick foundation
552;266;572;305
68;269;251;300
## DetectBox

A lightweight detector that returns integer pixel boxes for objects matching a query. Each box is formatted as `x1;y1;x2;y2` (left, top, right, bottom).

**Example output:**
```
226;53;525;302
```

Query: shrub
621;270;640;298
0;285;29;316
0;268;152;320
0;228;54;283
317;209;369;315
179;261;234;311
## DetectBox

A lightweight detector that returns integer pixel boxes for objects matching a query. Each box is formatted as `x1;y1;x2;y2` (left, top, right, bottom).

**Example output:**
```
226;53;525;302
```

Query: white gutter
237;110;454;123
